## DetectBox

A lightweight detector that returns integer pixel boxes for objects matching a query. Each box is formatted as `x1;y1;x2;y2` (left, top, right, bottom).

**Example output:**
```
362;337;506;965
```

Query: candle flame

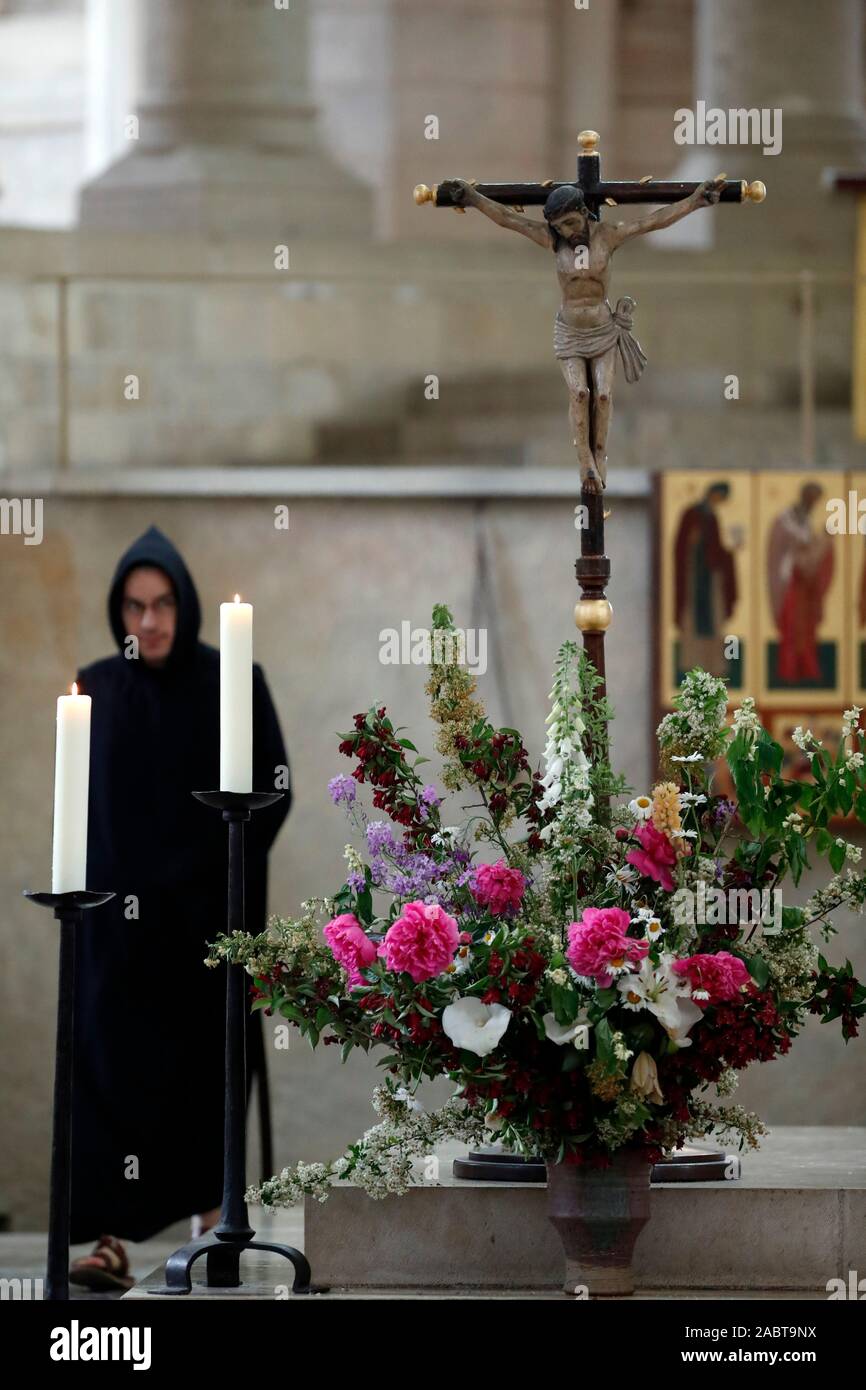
234;593;241;604
71;681;78;696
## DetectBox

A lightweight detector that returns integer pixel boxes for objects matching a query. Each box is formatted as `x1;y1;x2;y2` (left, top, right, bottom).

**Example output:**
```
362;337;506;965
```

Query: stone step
304;1127;866;1292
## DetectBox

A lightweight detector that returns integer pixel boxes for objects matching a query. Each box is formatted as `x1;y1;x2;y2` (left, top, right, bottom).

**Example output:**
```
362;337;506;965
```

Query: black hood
108;525;201;668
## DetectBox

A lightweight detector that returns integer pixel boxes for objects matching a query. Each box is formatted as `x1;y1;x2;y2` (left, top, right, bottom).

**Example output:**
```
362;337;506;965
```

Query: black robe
70;526;290;1243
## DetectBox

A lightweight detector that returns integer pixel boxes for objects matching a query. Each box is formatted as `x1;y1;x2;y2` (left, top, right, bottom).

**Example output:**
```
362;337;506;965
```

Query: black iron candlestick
152;790;321;1296
23;887;115;1301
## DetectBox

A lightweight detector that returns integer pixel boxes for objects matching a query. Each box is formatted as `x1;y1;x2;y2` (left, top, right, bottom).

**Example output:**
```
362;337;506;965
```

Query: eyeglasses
121;595;177;618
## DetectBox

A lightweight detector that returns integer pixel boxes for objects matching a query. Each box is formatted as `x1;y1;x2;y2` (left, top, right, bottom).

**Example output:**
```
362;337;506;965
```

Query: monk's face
121;566;177;667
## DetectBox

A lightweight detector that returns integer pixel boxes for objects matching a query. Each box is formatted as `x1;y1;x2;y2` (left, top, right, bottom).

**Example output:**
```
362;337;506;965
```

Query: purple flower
713;798;737;825
346;869;366;891
328;774;356;806
366;821;397;855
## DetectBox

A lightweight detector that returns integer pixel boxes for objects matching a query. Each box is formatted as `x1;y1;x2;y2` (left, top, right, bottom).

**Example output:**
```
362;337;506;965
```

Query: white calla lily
442;996;512;1057
542;1012;590;1049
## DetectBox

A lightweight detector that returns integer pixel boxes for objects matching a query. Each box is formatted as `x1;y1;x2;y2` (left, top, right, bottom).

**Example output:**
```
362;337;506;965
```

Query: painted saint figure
767;482;834;686
441;174;725;491
673;481;739;677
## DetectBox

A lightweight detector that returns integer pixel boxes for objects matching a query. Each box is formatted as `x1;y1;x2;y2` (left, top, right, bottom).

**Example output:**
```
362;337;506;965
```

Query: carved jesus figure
441;175;724;491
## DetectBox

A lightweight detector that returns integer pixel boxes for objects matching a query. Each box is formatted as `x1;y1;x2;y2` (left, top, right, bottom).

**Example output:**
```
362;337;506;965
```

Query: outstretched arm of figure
440;178;552;249
604;176;724;248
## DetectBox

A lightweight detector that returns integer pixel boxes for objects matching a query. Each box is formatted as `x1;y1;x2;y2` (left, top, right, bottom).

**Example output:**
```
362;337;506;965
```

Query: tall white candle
51;684;91;893
220;594;253;792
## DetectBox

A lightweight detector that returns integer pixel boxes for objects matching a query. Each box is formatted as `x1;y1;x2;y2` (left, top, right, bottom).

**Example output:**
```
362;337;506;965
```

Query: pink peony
672;951;752;1005
566;907;649;987
472;859;527;916
378;900;460;983
626;823;678;892
323;912;378;988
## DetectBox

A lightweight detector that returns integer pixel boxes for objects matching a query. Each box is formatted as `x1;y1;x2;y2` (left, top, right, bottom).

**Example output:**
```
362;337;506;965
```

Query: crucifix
415;130;766;790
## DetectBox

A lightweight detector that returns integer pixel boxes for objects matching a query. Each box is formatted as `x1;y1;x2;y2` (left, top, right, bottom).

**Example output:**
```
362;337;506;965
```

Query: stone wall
2;492;864;1229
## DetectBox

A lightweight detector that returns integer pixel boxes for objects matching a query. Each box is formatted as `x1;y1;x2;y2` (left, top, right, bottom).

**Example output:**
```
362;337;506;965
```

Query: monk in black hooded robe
69;526;289;1276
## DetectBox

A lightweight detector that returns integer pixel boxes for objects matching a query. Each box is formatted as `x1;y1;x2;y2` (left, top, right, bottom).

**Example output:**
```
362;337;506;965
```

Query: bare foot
190;1205;221;1239
581;465;603;495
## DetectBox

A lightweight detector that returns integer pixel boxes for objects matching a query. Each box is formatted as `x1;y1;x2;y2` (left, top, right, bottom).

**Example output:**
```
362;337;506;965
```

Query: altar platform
2;1128;860;1301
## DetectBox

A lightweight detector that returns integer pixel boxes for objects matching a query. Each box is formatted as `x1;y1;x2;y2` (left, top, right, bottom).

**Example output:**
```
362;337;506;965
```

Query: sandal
69;1234;134;1292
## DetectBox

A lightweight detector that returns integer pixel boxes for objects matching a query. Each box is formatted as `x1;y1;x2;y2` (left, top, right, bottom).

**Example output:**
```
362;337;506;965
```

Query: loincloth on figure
553;296;648;384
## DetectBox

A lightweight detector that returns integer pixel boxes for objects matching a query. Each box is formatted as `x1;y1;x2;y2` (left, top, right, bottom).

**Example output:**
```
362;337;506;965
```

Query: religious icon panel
757;471;847;709
657;469;858;819
657;470;755;709
848;471;866;705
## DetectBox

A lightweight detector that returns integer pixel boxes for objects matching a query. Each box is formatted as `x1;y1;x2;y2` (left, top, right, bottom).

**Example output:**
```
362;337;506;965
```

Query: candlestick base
24;886;116;1301
150;1232;323;1296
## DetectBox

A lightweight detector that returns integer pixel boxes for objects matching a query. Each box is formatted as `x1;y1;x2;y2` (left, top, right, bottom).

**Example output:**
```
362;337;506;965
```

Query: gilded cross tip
577;130;600;153
745;179;767;203
413;183;435;205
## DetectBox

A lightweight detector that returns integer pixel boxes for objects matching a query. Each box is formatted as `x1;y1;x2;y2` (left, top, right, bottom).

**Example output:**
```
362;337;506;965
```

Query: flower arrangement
208;606;866;1207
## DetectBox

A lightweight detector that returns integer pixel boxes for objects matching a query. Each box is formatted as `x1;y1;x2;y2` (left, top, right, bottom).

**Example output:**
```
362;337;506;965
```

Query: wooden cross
414;127;766;218
415;130;766;810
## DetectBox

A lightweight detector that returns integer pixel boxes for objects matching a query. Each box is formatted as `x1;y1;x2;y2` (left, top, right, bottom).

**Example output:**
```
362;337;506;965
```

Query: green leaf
315;1005;332;1031
340;1039;354;1063
375;1052;401;1068
279;1002;305;1023
595;1017;615;1066
781;905;806;931
550;984;579;1026
747;954;770;989
355;882;373;924
829;840;846;874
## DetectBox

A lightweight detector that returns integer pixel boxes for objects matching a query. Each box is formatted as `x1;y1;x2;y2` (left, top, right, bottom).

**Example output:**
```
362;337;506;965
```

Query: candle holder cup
23;887;116;1301
151;790;324;1296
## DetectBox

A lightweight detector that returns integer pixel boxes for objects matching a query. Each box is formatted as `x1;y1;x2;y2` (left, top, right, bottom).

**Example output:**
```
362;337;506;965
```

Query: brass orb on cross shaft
413;184;436;205
745;180;767;203
577;130;600;153
574;598;613;633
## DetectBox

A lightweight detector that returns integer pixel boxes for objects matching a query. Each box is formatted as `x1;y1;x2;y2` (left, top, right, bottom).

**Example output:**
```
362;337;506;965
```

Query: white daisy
445;944;472;976
606;863;638;893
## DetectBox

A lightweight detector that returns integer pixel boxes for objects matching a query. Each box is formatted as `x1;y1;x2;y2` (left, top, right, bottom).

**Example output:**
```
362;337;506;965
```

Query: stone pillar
79;0;372;236
387;0;558;242
663;0;866;254
84;0;138;179
552;0;619;179
0;2;86;228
